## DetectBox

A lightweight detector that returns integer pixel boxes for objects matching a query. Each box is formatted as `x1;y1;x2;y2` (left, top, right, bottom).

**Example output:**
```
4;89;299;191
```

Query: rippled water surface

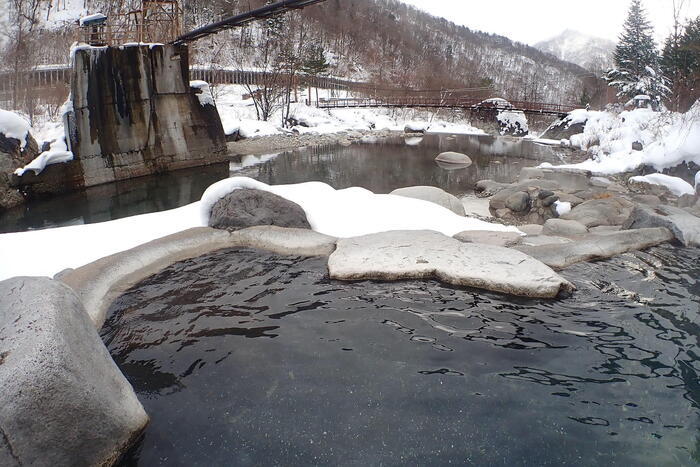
103;245;700;466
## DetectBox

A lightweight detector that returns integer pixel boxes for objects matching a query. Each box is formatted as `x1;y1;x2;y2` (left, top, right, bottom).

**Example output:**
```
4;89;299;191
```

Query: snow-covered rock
404;121;429;133
328;230;575;298
629;174;695;197
497;110;529;136
0;109;31;149
623;204;700;247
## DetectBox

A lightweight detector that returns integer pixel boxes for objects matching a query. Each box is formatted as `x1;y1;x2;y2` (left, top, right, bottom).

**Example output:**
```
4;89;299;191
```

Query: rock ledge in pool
0;276;148;467
328;230;574;298
435;151;473;166
209;188;311;231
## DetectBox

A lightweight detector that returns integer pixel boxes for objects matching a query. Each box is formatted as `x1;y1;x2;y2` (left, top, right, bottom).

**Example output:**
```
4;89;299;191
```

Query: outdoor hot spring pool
102;245;700;466
0;133;564;233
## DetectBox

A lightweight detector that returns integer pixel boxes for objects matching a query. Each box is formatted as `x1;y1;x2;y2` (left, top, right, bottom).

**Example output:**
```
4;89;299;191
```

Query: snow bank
554;201;572;216
213;84;484;138
541;103;700;175
0;178;521;281
629;173;695;196
14;137;73;176
0;109;31;149
199;177;522;239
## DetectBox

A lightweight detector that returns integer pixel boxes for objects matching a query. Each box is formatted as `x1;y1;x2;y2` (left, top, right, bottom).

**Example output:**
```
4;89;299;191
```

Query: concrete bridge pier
15;43;227;196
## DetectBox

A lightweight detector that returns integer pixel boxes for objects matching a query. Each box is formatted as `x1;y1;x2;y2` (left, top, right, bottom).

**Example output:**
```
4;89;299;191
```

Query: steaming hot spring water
4;135;699;465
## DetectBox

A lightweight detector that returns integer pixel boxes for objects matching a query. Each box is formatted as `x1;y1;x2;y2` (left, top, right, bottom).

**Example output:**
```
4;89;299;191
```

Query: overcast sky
397;0;700;45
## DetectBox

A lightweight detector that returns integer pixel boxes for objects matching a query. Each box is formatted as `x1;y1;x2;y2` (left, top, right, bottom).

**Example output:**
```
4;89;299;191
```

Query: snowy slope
535;29;615;73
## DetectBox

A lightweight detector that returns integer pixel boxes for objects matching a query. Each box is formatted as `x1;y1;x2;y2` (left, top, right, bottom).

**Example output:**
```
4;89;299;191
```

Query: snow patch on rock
0;109;31;149
629;173;695;197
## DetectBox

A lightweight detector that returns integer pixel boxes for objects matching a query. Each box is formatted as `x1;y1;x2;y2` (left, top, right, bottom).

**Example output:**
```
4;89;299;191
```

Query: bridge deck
317;97;576;116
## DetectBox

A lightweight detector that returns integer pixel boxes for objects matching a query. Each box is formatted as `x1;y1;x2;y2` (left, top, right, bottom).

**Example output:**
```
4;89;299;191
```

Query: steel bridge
317;97;577;117
173;0;327;44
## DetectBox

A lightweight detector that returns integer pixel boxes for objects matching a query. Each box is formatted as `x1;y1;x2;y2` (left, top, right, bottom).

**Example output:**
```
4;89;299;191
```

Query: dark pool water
103;246;700;466
0;134;566;233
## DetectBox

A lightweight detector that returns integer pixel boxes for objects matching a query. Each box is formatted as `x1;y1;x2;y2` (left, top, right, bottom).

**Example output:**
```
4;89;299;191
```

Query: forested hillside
2;0;601;104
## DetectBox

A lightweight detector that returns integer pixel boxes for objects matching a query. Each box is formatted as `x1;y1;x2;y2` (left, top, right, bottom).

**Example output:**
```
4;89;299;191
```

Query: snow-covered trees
662;16;700;111
605;0;670;107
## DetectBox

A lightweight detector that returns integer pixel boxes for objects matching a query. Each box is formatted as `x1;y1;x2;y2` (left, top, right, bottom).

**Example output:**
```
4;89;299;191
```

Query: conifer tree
301;43;331;105
605;0;670;106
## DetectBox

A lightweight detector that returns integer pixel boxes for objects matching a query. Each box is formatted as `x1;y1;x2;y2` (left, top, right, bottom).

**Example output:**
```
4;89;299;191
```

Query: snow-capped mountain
535;30;615;73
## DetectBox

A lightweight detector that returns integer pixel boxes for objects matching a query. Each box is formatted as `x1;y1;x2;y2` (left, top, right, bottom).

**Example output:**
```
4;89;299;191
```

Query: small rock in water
435;152;473;166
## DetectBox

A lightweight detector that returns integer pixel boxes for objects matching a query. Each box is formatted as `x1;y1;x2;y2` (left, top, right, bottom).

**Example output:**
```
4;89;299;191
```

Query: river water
103;246;700;466
0;134;566;233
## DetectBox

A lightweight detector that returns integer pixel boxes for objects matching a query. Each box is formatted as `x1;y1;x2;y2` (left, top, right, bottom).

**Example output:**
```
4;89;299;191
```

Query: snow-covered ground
0;177;520;281
540;102;700;176
215;85;485;138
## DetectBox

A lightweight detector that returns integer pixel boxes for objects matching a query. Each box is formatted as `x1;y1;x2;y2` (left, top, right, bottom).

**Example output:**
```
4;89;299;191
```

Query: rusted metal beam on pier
172;0;327;45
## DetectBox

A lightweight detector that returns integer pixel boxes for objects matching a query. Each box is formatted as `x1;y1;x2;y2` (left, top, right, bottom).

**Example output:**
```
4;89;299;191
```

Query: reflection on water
104;245;700;466
231;134;564;195
1;134;568;233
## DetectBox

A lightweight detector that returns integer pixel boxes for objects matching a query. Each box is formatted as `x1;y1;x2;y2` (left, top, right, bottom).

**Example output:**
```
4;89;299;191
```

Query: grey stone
630;194;662;207
590;176;613;188
518;167;591;192
554;192;584;207
628;178;674;198
542;195;559;207
209;189;311;231
0;277;148;466
542;219;589;236
521;235;574;246
391;186;466;216
435;152;473;167
475;179;509;197
589;225;623;234
538;190;555;199
561;197;635;227
328;230;574;298
519;224;544;236
505;191;530;212
516;228;673;270
622;204;700;247
453;230;523;247
632;141;644;151
678;194;699;208
461;196;492;218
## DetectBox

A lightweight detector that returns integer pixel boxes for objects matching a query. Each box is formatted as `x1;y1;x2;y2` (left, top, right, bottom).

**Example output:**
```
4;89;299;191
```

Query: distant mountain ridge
535;30;615;73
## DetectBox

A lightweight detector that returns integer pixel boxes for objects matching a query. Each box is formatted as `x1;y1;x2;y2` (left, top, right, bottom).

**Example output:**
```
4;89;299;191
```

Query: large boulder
622;204;700;247
390;186;466;216
561;197;635;228
435;152;472;167
209;188;311;231
516;228;674;270
0;277;148;466
328;230;574;298
0;175;24;211
539;113;587;141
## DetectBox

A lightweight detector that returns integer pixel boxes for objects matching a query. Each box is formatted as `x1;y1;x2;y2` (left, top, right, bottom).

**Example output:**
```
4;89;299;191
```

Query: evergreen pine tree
302;43;331;105
662;16;700;110
605;0;670;106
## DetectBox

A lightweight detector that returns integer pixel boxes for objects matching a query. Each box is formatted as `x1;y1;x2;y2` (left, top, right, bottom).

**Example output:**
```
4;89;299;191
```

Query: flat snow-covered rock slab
328;230;574;298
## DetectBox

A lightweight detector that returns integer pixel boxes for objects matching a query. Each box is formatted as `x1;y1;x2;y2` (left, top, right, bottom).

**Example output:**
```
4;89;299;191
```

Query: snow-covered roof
79;13;107;26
